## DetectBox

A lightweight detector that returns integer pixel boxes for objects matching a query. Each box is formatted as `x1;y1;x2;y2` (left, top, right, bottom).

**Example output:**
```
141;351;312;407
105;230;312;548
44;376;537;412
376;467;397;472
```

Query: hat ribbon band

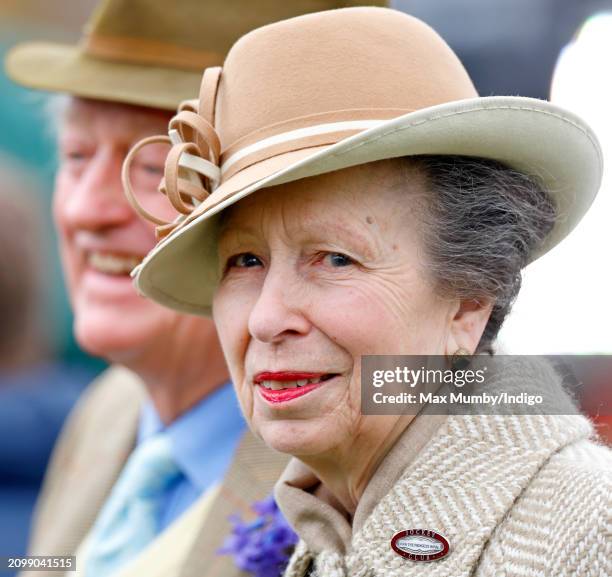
220;119;385;176
83;33;223;72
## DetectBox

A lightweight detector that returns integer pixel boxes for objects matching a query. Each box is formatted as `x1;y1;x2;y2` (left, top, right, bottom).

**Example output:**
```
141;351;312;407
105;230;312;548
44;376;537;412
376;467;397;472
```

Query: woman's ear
445;298;494;355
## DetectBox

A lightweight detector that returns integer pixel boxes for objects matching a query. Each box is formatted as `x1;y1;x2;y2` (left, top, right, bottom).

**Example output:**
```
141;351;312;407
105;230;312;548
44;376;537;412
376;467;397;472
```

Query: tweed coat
277;362;612;577
20;366;289;577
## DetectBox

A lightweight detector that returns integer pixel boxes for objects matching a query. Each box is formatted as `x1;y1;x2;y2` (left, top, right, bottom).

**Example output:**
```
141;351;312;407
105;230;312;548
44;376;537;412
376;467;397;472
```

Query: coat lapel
180;430;291;577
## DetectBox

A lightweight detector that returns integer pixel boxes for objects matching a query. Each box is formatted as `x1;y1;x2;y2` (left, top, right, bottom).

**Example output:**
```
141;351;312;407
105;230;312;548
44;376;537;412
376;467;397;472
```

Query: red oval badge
390;529;450;562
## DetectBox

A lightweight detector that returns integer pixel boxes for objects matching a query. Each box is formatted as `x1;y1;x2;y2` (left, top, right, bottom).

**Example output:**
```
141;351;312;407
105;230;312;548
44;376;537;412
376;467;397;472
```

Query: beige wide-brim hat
5;0;384;110
125;7;603;315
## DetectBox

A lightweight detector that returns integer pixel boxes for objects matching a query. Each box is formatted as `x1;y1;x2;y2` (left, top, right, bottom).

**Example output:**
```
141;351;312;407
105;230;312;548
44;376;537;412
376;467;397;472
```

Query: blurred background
0;0;611;570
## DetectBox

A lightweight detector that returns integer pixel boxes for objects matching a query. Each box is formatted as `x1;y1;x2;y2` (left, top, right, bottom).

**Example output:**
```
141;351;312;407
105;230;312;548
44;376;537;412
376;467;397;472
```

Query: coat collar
276;414;447;555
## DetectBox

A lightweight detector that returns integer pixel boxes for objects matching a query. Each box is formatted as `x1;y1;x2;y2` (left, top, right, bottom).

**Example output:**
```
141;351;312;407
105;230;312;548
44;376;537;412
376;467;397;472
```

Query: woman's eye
226;252;263;269
324;252;354;267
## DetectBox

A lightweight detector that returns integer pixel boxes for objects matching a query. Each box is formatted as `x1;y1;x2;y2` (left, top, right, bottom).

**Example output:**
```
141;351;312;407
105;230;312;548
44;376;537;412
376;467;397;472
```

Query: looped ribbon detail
122;66;223;239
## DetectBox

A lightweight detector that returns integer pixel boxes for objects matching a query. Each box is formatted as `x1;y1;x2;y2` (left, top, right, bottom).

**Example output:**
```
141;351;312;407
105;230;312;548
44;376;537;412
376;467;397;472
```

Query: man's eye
226;252;263;269
63;150;89;162
137;163;164;177
325;252;354;267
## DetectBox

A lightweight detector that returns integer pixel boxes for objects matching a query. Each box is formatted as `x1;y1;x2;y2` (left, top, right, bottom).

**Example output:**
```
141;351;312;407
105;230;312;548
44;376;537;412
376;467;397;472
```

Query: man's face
54;97;180;361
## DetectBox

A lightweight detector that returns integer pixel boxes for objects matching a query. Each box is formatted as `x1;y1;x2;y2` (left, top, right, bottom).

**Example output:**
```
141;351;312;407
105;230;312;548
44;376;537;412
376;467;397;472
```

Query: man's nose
60;150;136;231
247;264;311;344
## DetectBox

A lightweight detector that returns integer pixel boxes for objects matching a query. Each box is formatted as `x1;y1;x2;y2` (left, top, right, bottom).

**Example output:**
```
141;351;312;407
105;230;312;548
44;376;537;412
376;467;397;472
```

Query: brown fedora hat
5;0;387;110
125;7;602;314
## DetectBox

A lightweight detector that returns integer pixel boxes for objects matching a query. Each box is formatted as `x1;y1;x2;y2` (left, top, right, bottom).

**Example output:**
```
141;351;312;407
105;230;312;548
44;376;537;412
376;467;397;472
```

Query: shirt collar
138;381;246;491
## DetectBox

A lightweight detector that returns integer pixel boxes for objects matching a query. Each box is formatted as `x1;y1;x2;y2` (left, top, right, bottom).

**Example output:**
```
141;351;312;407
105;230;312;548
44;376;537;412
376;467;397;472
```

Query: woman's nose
247;265;311;344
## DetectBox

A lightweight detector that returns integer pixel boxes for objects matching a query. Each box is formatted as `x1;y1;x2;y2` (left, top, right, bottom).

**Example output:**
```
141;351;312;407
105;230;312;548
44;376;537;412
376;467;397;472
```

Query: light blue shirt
137;381;246;531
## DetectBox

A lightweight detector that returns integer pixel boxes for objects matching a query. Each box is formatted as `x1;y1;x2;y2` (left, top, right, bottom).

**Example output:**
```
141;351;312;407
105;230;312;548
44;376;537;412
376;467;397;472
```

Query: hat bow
122;67;222;239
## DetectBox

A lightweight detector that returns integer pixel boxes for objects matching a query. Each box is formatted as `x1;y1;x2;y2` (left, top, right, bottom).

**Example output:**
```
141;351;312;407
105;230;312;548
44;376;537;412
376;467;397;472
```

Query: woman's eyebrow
300;219;377;259
217;223;259;249
217;217;378;259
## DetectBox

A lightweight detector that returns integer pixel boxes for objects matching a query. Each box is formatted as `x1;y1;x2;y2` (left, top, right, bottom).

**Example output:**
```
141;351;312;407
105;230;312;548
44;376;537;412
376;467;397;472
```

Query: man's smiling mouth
87;251;143;275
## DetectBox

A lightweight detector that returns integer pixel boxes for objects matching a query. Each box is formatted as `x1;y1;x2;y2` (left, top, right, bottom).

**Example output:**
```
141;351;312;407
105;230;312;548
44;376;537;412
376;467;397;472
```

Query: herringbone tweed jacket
277;367;612;577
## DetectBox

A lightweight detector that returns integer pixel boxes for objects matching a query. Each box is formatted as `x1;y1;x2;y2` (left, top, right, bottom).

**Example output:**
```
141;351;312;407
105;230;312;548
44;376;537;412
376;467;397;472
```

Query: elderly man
5;1;381;576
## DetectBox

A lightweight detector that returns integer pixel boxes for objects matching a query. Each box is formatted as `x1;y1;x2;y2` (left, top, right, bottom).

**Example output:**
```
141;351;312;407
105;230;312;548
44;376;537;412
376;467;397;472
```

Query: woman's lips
253;371;336;404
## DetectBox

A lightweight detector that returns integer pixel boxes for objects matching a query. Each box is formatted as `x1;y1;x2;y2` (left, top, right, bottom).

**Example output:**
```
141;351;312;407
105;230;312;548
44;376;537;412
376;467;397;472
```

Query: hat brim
134;96;602;315
5;42;204;110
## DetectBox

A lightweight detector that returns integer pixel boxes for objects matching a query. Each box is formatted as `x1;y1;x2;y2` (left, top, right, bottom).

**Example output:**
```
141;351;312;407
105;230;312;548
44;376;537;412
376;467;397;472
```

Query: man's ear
445;298;494;355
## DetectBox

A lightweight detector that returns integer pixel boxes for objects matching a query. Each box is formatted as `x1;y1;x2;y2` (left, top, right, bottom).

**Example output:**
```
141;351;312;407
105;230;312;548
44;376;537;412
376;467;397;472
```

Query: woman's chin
256;418;339;457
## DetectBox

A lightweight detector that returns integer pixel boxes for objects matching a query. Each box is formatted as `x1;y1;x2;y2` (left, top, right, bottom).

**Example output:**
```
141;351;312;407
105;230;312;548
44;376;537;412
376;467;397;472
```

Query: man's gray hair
407;155;556;353
43;94;70;139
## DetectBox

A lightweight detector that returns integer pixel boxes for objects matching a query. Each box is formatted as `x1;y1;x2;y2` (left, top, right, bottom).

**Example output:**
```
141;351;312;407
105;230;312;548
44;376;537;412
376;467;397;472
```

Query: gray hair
406;155;556;354
43;94;71;141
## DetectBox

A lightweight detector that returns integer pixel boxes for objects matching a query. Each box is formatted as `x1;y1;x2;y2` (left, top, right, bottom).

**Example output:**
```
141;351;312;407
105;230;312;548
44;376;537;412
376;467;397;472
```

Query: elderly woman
123;7;611;577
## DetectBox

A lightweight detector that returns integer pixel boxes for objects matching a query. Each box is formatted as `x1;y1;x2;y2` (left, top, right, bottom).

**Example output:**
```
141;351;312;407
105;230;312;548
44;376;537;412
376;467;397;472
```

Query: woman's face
213;161;464;457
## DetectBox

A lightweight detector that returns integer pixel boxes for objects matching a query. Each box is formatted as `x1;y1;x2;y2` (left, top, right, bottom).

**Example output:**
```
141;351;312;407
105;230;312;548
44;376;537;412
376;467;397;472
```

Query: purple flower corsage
218;494;299;577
